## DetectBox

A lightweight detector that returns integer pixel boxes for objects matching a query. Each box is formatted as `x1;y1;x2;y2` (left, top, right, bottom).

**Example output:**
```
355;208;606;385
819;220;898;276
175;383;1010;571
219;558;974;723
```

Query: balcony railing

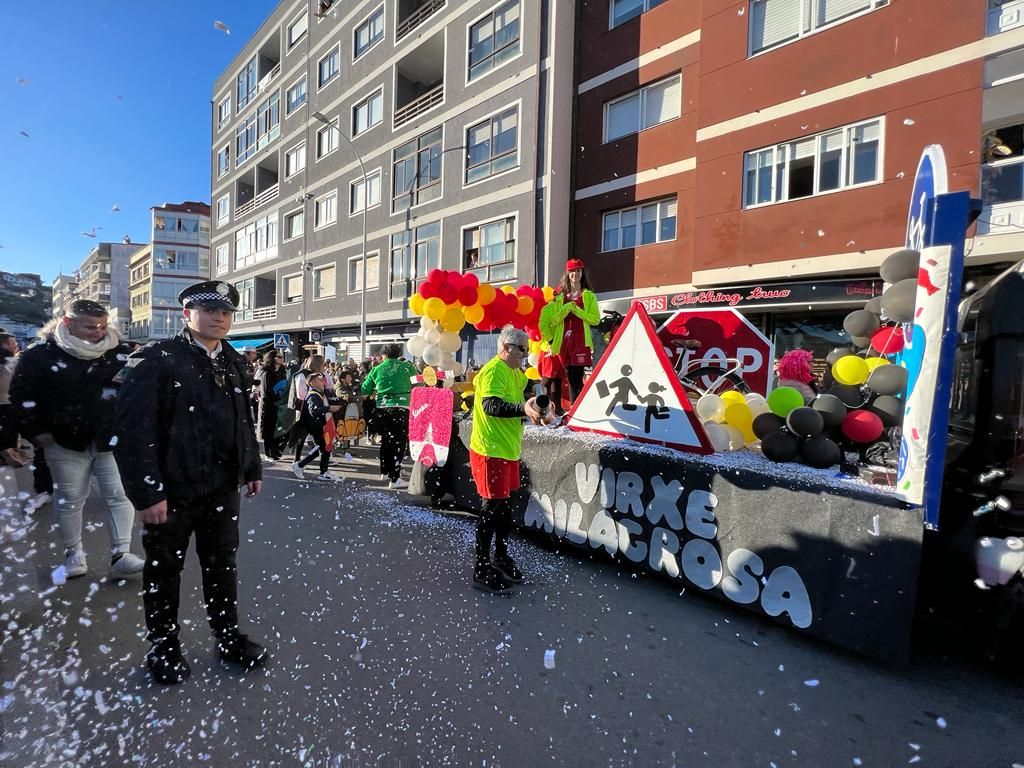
234;183;279;218
394;84;444;129
252;306;278;321
396;0;446;42
257;62;281;94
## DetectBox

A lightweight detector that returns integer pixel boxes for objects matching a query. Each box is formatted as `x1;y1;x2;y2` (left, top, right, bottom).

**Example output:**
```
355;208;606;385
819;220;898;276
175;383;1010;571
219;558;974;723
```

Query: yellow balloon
529;340;543;354
477;283;496;306
501;285;516;295
832;355;869;386
525;366;541;381
424;297;446;321
720;390;747;406
542;286;555;302
441;306;466;332
865;357;890;372
724;402;754;432
463;304;485;325
409;294;425;316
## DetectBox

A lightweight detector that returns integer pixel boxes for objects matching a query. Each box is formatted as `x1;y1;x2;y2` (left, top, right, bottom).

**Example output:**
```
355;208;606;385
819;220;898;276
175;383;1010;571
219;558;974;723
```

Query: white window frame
285;141;307;178
388;221;442;303
286;75;307;115
216;144;230;178
215;243;230;276
353;4;386;61
748;0;888;57
464;103;521;187
313;264;337;301
741;117;884;209
609;0;667;29
313;190;338;230
601;197;678;252
216;195;230;226
316;118;339;160
282;271;304;305
349;168;383;215
347;251;381;294
352;88;384;138
317;45;341;90
391;125;445;213
217;94;232;131
603;73;681;143
283;208;305;241
466;0;523;85
287;12;309;49
461;212;518;284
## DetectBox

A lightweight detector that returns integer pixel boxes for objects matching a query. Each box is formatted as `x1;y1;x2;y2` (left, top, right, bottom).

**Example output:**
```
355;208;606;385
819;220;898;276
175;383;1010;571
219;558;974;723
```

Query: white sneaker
110;552;145;576
64;550;88;579
379;474;387;481
291;462;305;479
389;478;409;490
316;471;337;482
25;492;51;512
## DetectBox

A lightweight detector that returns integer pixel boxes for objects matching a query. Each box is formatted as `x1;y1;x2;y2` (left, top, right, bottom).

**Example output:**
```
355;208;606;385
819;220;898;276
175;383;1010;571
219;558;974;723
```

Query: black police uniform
113;281;265;683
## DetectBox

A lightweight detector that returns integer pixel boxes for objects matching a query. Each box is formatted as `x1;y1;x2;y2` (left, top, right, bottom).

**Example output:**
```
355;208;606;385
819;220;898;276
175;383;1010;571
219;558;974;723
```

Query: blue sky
0;0;280;281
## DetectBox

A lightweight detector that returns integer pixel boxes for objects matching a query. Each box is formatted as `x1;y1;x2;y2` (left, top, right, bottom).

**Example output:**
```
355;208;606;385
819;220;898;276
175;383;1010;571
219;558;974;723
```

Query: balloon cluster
694;391;771;452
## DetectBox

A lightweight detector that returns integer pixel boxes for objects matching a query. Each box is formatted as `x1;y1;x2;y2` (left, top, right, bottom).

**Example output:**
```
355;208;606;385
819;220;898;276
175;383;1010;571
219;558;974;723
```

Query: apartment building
211;0;574;360
573;0;1022;361
51;273;79;317
127;202;212;341
77;241;143;334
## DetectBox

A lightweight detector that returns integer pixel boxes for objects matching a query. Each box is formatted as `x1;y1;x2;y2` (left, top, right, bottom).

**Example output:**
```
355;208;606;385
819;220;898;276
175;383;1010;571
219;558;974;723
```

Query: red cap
566;259;585;271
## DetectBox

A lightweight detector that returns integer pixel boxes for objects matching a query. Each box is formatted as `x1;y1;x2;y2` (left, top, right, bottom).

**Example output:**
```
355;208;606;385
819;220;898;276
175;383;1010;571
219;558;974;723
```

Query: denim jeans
47;442;136;554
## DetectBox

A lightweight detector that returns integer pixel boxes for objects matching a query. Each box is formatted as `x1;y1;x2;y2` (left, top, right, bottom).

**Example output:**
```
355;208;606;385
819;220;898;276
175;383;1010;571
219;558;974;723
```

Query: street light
312;110;369;362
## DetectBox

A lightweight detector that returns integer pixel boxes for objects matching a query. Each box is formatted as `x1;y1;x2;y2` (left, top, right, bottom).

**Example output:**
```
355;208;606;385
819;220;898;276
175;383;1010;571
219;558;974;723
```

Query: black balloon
812;393;847;427
881;277;917;323
879;248;920;283
866;364;908;396
851;335;872;349
826;346;855;365
762;430;800;463
865;296;882;315
827;383;865;407
801;436;842;469
753;412;785;439
870;394;904;427
786;406;825;438
843;309;880;337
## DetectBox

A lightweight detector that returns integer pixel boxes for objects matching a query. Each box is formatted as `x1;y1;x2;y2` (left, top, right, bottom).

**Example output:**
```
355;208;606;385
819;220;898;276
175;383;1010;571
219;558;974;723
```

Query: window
464;216;516;282
235;277;254;321
233;214;279;268
314;191;337;229
392;127;443;210
284;209;304;240
314;265;336;299
465;107;519;184
602;198;677;251
235;115;256;166
743;118;882;207
155;248;211;274
610;0;667;28
284;274;303;304
256;92;281;149
389;222;440;300
318;46;340;88
216;195;230;226
352;89;383;136
354;6;385;59
604;74;681;142
236;56;258;111
285;143;306;178
286;77;307;114
982;123;1024;206
287;13;308;48
348;253;380;293
216;243;229;275
217;145;230;178
316;118;339;159
468;1;521;81
350;170;382;214
217;95;232;130
749;0;888;55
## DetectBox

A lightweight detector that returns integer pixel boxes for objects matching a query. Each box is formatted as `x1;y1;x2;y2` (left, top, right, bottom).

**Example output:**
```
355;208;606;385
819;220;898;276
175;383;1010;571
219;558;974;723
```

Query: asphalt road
0;450;1021;768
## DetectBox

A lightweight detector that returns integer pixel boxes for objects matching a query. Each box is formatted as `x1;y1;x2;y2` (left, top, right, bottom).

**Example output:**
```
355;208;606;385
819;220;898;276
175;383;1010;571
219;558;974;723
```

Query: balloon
724;402;753;433
843;309;881;338
525;366;541;381
865;296;883;315
501;285;516;295
406;335;426;357
529;340;543;354
424;297;446;321
425;327;441;345
827;383;865;407
439;331;462;353
869;394;904;427
419;281;438;300
801;436;842;469
528;353;539;367
461;272;479;289
752;412;785;439
452;361;465;376
437;283;458;306
826;346;855;366
725;426;745;451
542;286;555;302
409;294;426;316
842;409;884;443
440;351;457;369
695;394;726;423
811;394;847;427
880;277;917;323
477;283;496;305
517;296;535;315
463;304;485;325
748;400;771;419
744;393;767;406
866;363;908;396
879;248;920;283
427;268;446;286
440;307;466;333
720;390;746;406
786;406;824;438
832;355;869;386
850;335;872;349
762;430;800;462
767;386;803;417
864;357;890;372
422;344;443;367
420;315;435;331
704;423;731;452
457;285;478;306
870;326;905;354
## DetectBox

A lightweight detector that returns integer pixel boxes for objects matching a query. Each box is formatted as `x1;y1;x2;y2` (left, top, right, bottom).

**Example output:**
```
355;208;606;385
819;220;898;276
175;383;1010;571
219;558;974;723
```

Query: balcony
396;0;446;42
257;62;281;95
394;32;445;129
978;156;1024;235
394;84;443;129
256;37;281;93
252;306;278;321
988;0;1024;35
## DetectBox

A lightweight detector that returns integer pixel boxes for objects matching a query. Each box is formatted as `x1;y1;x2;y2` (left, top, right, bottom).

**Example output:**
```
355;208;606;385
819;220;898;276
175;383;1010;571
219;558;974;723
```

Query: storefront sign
625;279;882;315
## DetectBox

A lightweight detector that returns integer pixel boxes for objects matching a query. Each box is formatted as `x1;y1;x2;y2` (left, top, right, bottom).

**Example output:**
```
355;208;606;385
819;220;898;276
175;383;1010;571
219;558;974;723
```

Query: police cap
178;280;239;311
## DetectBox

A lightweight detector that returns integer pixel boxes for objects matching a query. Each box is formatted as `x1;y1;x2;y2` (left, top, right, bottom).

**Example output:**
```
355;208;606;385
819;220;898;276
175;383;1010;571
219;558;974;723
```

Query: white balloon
441;376;455;389
748;401;771;419
407;336;426;357
744;393;767;406
528;353;539;367
695;394;726;424
439;331;462;353
452;361;465;376
420;315;434;331
725;426;745;451
422;344;443;367
704;423;730;452
425;328;441;345
440;352;456;369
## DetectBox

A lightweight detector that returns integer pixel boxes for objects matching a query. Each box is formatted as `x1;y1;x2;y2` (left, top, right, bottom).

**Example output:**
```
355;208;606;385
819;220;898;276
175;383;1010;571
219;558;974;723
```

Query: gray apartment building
211;0;574;360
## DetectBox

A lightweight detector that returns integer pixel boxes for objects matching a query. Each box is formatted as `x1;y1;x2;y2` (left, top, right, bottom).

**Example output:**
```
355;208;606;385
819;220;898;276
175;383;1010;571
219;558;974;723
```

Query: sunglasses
508;344;527;354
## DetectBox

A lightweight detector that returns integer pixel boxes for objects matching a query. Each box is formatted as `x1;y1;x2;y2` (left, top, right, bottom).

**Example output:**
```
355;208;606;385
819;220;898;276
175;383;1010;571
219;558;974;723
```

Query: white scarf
53;321;120;361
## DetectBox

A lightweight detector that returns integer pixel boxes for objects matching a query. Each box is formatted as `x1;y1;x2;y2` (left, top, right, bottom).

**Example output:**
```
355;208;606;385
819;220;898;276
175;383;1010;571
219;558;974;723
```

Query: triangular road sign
566;302;713;454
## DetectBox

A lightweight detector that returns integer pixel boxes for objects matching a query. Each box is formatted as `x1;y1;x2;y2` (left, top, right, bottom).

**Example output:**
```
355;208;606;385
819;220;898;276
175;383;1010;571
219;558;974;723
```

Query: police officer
114;280;266;685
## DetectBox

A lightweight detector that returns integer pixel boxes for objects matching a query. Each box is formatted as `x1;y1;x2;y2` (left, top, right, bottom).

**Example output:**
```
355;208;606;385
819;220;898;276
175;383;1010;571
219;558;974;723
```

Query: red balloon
457;285;478;306
516;285;531;296
870;326;905;355
437;283;458;305
419;281;438;300
446;271;463;290
842;410;884;443
528;328;542;342
427;269;446;286
461;272;479;289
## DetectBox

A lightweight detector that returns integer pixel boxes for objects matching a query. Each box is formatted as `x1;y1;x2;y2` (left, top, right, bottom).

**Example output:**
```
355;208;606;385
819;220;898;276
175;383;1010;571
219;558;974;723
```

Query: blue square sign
274;333;290;349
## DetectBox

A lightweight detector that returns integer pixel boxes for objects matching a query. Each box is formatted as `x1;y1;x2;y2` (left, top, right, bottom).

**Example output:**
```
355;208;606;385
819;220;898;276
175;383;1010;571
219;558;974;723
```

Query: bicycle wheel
680;366;751;397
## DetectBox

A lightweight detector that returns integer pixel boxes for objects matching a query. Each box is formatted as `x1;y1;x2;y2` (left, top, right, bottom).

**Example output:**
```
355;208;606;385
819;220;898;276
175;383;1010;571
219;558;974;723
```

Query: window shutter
620;208;638;228
660;198;678;219
643;76;681;129
790;137;815;159
606;93;640;141
853;121;880;144
750;0;801;52
818;0;870;25
641;204;658;225
820;130;844;153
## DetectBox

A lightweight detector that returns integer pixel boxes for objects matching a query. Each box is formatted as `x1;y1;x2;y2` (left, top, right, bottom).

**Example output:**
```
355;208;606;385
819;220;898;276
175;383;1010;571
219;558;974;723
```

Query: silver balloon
879;248;920;283
880;277;917;323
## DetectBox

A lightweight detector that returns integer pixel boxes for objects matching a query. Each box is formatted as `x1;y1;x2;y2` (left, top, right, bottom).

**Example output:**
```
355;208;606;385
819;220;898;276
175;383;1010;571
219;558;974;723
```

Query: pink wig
778;349;814;383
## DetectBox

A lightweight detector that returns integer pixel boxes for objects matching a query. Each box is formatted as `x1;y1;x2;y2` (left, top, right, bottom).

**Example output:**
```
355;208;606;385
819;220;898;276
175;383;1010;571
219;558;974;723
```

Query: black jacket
8;335;133;452
113;332;261;510
300;389;331;434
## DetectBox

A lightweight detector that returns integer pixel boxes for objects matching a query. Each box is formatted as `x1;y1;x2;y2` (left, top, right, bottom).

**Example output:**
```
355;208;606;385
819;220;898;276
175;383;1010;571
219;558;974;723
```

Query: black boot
146;638;191;685
493;501;524;584
473;563;515;593
492;554;524;584
216;632;268;670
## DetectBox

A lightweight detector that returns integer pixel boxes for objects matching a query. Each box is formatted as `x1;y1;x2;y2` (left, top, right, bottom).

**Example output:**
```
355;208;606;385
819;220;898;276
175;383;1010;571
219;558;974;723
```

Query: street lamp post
312;111;369;362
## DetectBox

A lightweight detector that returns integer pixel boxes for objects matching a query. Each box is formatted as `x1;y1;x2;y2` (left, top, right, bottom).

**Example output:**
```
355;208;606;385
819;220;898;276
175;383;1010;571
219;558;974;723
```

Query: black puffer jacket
8;334;133;452
113;332;261;510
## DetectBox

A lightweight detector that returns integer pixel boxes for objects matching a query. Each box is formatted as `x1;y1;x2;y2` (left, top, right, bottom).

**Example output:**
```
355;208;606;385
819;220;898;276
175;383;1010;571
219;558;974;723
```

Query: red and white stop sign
655;309;775;396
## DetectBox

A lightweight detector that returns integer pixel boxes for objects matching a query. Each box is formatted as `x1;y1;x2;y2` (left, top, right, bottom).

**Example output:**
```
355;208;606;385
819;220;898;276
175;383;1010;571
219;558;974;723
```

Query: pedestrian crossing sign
274;333;290;349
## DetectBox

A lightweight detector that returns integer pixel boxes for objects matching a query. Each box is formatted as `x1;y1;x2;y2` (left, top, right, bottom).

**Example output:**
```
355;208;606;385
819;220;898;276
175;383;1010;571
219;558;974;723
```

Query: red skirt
537;351;564;379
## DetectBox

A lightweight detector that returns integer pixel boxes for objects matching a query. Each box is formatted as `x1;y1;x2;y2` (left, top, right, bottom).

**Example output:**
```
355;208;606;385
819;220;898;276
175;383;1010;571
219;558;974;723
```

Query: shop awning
226;336;275;349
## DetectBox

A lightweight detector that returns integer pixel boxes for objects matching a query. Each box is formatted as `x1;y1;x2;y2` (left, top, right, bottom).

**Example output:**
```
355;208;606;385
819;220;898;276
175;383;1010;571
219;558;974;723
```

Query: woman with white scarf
9;300;145;578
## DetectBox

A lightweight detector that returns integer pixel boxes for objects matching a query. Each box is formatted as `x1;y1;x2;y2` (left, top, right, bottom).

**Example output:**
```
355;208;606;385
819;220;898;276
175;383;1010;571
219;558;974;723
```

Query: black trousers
376;407;408;482
141;488;241;644
291;420;309;462
33;447;53;494
298;431;331;474
566;366;586;405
